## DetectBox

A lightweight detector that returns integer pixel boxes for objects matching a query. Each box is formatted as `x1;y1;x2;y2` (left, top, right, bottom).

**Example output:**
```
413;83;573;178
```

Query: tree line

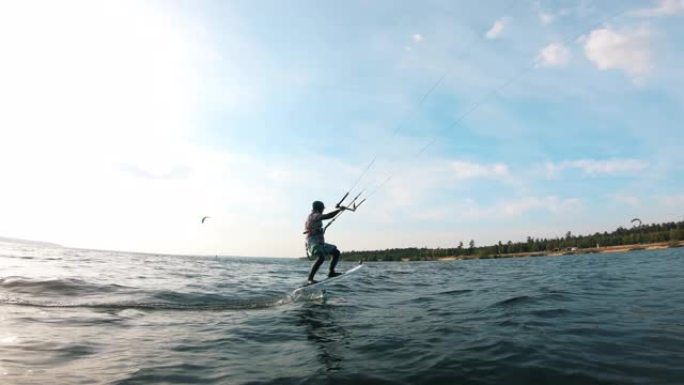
341;220;684;262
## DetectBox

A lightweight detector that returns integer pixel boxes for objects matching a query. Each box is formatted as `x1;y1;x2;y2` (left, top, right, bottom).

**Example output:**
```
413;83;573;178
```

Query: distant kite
630;218;642;228
201;216;211;224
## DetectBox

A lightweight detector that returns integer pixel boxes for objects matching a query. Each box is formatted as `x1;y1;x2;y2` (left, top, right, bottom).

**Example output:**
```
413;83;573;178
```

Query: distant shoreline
0;236;62;248
436;241;684;261
336;241;684;262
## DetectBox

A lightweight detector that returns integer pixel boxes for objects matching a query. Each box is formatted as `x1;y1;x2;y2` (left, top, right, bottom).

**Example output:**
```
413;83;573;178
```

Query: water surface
1;241;683;384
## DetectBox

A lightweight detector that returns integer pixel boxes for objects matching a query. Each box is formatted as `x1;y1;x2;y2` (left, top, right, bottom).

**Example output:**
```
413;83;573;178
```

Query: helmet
312;201;325;211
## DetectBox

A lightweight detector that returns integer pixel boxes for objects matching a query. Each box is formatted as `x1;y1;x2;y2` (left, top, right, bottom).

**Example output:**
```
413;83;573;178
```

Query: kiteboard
292;262;364;296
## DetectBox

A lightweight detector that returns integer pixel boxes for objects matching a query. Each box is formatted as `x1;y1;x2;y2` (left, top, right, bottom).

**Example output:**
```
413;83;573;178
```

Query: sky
0;0;682;257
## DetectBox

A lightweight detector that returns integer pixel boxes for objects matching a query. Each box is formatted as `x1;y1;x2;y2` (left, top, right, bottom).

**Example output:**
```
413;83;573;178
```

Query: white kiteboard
292;262;364;296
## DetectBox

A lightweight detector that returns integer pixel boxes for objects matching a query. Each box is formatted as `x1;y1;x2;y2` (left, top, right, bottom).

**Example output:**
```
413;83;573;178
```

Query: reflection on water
298;302;349;373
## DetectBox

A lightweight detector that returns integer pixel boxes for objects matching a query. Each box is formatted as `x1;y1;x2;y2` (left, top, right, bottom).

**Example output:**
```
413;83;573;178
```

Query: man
304;200;345;284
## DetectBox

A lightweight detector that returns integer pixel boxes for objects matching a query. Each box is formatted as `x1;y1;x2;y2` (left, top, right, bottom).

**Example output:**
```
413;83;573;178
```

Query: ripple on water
0;245;683;384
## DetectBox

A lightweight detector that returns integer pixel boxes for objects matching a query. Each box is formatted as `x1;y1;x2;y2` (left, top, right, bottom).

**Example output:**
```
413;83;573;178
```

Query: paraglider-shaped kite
201;216;211;224
630;218;642;228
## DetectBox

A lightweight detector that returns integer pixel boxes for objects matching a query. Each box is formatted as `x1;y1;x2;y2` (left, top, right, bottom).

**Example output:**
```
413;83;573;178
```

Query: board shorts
306;242;338;260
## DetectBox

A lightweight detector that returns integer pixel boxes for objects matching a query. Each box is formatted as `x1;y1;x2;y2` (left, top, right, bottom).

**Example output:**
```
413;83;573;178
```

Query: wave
1;295;293;311
494;295;534;306
0;276;130;295
0;276;327;311
437;288;473;296
486;291;572;311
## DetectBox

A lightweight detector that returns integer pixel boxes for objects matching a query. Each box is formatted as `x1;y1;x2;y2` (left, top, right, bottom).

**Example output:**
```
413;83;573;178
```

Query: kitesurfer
304;200;345;284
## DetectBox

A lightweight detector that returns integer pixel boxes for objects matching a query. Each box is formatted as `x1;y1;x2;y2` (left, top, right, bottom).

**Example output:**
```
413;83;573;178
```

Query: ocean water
1;241;683;385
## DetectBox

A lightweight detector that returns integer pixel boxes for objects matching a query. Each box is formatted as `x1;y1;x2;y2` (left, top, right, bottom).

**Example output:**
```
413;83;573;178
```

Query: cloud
533;1;571;25
0;1;340;257
580;26;654;77
485;18;508;39
121;164;192;180
539;12;556;25
450;161;510;180
630;0;684;17
366;158;513;217
536;42;571;67
609;194;642;206
412;33;424;43
405;195;582;223
458;196;582;220
660;194;684;207
499;196;582;217
545;159;649;177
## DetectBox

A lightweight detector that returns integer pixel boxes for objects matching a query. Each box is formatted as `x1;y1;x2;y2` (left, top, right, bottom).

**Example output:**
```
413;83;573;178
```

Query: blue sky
0;0;682;257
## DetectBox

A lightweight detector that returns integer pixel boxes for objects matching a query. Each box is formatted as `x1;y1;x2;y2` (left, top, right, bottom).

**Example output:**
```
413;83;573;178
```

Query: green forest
341;220;684;262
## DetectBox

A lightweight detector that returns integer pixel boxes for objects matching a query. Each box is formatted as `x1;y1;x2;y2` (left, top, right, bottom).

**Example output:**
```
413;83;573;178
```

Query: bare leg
308;252;325;281
328;248;340;276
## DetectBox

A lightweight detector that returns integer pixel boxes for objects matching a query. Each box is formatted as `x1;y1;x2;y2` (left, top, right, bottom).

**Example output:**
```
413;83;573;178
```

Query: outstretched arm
320;208;344;220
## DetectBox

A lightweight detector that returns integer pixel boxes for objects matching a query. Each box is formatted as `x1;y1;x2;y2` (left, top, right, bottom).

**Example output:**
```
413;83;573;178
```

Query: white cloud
362;158;513;220
413;33;424;43
660;194;684;207
539;12;556;25
499;196;582;217
485;18;508;39
533;1;572;25
401;194;582;223
545;159;649;177
536;42;571;67
610;194;642;206
457;196;582;220
631;0;684;17
580;26;654;77
450;161;510;180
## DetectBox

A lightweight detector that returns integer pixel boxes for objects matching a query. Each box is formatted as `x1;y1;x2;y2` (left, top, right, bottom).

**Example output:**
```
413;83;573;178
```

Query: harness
303;212;325;260
302;194;366;260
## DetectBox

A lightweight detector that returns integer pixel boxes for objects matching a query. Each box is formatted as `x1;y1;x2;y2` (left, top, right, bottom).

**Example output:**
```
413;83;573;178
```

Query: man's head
312;200;325;212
